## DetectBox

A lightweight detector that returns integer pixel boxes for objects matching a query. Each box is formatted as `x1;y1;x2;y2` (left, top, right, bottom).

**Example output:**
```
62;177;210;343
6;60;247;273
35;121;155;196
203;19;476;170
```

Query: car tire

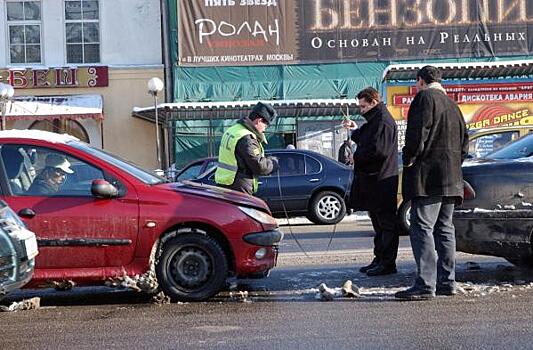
397;200;411;235
307;191;346;225
156;233;228;302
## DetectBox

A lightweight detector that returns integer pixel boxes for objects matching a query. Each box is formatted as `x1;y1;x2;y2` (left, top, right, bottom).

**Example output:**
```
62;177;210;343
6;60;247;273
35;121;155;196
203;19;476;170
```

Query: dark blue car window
177;164;203;181
305;156;321;174
277;153;305;176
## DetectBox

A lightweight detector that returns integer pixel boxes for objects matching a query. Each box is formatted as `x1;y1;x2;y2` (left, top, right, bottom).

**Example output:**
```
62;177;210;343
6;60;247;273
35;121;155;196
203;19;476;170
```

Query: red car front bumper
231;229;282;277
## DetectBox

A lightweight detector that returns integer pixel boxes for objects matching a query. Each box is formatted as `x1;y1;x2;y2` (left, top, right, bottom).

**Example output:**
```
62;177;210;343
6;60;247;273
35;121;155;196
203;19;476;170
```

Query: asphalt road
2;220;533;349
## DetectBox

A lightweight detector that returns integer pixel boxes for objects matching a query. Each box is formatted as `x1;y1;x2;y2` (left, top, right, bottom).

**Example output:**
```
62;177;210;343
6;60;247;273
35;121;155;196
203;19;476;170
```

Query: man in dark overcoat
344;87;399;276
395;66;469;300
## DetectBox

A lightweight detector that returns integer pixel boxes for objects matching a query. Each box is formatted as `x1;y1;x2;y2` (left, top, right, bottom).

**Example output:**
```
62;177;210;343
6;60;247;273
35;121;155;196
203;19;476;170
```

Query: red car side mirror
91;179;119;199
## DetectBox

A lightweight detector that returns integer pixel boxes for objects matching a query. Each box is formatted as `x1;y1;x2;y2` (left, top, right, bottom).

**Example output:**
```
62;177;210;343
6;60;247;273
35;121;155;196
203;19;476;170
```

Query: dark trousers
369;205;399;268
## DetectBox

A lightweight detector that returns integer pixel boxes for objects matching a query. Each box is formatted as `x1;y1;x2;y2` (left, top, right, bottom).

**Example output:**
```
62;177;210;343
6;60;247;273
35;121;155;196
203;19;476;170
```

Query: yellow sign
386;81;533;146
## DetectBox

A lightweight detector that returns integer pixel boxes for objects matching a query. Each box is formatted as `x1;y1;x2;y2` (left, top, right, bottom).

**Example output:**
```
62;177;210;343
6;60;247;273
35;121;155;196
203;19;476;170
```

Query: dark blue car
175;149;353;225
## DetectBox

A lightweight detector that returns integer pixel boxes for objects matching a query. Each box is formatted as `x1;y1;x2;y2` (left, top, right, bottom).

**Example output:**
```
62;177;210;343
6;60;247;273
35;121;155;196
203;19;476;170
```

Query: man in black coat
344;87;399;276
395;66;469;301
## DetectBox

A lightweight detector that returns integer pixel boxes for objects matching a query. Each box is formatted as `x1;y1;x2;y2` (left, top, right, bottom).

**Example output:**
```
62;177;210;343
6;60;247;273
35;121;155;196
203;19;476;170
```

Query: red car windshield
69;141;166;185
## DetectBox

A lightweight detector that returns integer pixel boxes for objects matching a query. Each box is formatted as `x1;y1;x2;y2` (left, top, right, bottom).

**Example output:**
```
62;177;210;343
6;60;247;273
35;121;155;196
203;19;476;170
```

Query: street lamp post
0;83;15;131
147;77;164;170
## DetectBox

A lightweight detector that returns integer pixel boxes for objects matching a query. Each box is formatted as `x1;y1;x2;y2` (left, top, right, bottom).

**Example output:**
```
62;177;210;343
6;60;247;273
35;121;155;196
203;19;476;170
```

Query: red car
0;130;282;301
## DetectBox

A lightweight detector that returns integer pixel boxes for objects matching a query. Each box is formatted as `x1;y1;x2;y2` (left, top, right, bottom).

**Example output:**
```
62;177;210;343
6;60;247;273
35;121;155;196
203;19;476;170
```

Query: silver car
0;200;38;298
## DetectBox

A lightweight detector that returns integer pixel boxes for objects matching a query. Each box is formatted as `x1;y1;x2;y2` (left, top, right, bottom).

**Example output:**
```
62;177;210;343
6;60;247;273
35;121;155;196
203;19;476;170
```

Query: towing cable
276;167;310;258
325;107;356;253
275;106;357;258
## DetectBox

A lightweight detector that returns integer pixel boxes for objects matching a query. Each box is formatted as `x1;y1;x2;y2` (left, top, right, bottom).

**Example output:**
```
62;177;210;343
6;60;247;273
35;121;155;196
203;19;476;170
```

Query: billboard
178;0;533;67
386;81;533;147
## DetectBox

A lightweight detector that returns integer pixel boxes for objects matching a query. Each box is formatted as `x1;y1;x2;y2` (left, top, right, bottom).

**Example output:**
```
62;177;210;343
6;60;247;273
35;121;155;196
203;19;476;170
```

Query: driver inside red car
28;154;74;195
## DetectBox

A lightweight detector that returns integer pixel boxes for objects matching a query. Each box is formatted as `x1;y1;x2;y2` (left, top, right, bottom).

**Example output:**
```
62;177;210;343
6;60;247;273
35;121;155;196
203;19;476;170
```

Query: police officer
215;102;279;195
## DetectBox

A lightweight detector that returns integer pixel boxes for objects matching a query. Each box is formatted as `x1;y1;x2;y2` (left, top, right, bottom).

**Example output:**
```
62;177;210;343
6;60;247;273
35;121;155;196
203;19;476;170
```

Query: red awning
3;94;103;120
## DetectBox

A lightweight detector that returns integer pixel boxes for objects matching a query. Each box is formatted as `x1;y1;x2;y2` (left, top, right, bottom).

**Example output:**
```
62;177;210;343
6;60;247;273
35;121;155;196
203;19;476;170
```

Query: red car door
0;143;139;269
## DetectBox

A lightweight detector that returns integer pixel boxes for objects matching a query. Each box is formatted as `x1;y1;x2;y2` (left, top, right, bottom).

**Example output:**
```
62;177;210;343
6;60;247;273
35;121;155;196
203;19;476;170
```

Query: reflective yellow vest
215;123;264;193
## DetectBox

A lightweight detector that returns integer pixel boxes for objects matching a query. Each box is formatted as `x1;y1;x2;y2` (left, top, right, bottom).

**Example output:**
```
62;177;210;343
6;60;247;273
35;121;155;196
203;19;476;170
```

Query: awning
3;94;103;120
132;98;360;124
382;59;533;81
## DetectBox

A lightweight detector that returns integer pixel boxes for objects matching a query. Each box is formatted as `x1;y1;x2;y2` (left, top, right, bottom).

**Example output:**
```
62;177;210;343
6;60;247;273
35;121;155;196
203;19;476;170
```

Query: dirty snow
307;281;533;301
229;290;251;303
41;280;76;291
0;297;40;312
456;206;533;214
277;212;370;225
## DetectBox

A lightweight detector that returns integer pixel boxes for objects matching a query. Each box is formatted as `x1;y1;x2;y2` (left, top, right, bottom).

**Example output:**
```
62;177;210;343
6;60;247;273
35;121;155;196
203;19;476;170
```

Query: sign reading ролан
178;0;533;66
178;0;298;66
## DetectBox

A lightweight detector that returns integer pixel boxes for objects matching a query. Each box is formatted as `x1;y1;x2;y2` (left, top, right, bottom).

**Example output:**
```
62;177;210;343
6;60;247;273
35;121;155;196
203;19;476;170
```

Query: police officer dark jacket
215;102;278;195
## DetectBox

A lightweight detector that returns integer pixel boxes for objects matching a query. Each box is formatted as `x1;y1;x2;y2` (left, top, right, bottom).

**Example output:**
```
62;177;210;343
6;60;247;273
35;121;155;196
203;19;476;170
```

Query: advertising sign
386;81;533;147
178;0;533;66
0;66;108;89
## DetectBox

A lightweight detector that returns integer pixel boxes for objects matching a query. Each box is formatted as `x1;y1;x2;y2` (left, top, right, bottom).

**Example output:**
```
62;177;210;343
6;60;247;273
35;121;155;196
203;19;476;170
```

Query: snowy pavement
276;211;370;225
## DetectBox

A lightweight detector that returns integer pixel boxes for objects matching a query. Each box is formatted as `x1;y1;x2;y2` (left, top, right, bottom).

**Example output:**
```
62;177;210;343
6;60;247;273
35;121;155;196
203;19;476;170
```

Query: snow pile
40;280;76;291
151;291;172;305
104;270;158;293
229;290;251;303
0;297;40;312
456;281;533;297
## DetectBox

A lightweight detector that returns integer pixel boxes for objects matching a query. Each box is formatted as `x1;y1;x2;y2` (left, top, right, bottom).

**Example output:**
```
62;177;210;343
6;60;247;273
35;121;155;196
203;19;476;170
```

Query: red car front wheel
156;233;228;302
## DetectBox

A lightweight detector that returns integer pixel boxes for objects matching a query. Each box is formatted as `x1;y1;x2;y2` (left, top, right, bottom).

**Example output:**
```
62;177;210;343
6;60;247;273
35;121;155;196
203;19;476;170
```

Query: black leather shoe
395;287;435;300
359;260;379;273
366;264;397;276
436;287;457;296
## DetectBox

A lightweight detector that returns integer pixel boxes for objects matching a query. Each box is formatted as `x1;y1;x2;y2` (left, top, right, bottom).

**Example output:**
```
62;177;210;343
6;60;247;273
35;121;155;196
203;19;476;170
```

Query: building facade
131;0;533;169
0;0;164;169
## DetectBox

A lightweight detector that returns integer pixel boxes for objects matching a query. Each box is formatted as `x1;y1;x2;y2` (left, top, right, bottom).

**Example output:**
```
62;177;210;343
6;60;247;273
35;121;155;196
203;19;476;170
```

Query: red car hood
161;181;271;213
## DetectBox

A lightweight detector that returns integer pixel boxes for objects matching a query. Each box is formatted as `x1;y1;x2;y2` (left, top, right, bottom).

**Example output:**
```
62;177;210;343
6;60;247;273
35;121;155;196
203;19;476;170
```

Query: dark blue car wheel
307;191;346;225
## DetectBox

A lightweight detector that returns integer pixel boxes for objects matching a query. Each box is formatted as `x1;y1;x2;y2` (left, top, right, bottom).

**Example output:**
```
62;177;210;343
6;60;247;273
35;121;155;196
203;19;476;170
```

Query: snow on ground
276;212;370;225
307;281;533;301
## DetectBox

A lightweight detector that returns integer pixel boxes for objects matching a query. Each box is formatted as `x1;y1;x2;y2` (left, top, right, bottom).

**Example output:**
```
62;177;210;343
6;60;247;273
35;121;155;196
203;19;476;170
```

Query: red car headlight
238;206;278;226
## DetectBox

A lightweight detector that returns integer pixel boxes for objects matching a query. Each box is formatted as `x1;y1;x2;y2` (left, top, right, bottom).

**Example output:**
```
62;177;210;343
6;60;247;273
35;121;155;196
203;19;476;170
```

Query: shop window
6;0;42;64
64;0;100;63
30;119;90;143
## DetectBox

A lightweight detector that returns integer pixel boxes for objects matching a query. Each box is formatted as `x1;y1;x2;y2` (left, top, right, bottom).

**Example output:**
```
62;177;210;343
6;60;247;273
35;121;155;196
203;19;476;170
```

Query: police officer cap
250;102;277;125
